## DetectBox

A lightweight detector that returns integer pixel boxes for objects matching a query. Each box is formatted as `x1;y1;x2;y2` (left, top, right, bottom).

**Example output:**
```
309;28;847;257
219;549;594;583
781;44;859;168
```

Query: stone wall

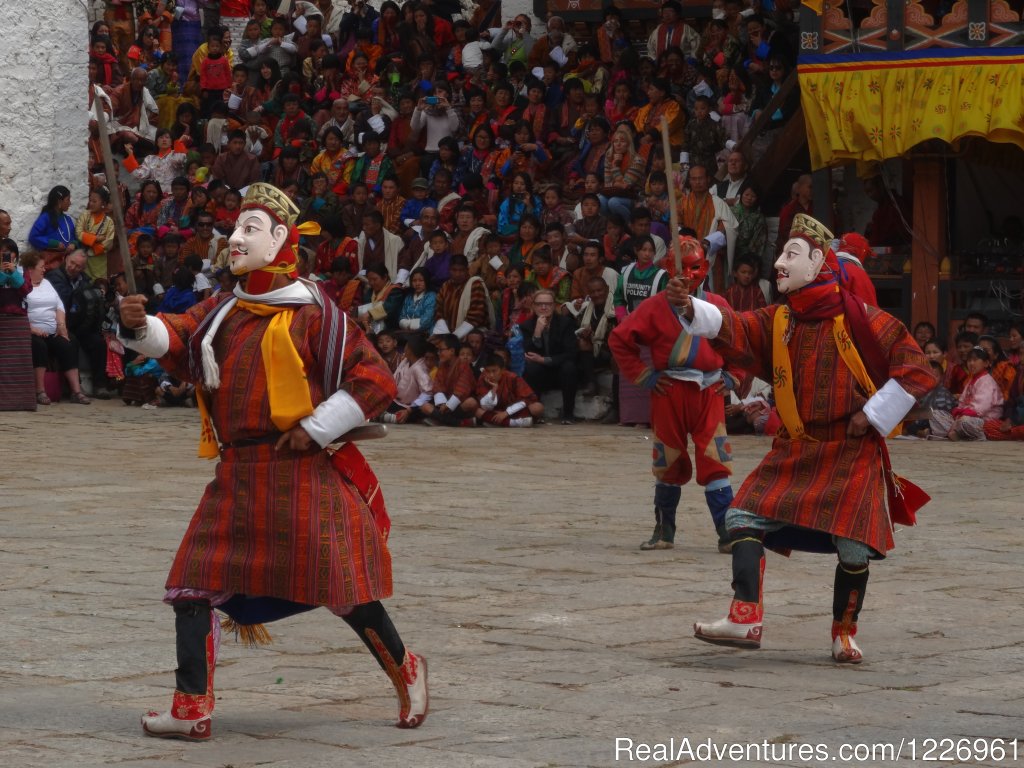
0;1;89;245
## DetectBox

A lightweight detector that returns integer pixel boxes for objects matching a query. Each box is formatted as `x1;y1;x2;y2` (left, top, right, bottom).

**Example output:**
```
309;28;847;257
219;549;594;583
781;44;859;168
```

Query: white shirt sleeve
300;389;368;448
679;297;724;338
118;316;171;358
862;378;917;436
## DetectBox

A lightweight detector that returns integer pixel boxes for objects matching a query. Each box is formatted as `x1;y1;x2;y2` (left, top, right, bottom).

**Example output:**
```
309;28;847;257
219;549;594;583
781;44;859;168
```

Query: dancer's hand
276;425;314;451
666;277;693;319
847;411;870;437
120;295;149;328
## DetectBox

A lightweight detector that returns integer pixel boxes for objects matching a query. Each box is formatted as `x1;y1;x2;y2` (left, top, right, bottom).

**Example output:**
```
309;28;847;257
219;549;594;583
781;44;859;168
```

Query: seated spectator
576;275;617;398
602;124;645;223
321;256;361;313
400;178;437;229
506;215;544;271
156;373;197;408
29;186;77;272
23;253;90;405
723;255;768;312
45;249;111;398
422;230;454;292
397;267;437;336
732;182;767;274
372;328;401;373
211;130;262;190
526;247;572;305
182;254;212;300
464;329;488;376
357;264;403;336
380;334;434;424
498;173;542;238
923;339;946;379
570;193;609;246
913;321;936;350
357;209;407;285
907;360;955;438
432;254;491;340
475;353;543;427
949;346;1003;441
978;335;1016;401
544;222;579;275
520;288;579;424
159;268;199;313
946;331;977;397
570;240;619;306
718;68;753;146
421;334;478;426
684;95;726;172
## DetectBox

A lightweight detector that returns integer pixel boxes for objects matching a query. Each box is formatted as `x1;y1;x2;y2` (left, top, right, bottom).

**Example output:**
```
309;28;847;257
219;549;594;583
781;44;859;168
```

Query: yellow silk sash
236;299;315;432
771;307;880;441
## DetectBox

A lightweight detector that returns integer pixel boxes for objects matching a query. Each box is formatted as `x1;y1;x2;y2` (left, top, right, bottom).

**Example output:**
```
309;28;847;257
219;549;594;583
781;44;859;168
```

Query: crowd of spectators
0;0;1020;440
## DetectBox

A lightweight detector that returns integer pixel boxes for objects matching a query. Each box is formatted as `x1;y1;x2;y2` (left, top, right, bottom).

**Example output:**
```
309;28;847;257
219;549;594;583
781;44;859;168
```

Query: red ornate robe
712;303;934;555
155;294;396;608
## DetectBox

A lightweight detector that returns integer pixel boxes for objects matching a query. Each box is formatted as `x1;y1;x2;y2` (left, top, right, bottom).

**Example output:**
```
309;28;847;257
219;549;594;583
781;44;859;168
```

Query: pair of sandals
36;391;90;405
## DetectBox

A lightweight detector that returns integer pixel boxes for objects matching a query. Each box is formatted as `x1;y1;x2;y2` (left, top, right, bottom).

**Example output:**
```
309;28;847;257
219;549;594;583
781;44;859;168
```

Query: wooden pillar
911;158;946;329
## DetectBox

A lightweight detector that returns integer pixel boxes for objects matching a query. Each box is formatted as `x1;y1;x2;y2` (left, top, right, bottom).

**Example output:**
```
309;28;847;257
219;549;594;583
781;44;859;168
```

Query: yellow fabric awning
798;48;1024;169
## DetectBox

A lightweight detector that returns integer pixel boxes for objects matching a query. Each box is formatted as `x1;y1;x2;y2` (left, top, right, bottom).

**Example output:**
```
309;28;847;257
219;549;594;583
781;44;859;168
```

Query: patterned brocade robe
154;291;397;609
710;303;935;555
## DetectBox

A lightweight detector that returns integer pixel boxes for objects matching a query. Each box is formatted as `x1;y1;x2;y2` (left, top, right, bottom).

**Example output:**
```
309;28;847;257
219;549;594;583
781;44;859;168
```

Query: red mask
677;236;708;291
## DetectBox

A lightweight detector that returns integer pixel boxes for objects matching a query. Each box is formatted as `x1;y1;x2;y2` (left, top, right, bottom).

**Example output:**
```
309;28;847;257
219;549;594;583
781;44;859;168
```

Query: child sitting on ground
380;335;434;424
158;267;199;313
474;353;544;427
948;346;1003;441
420;334;478;426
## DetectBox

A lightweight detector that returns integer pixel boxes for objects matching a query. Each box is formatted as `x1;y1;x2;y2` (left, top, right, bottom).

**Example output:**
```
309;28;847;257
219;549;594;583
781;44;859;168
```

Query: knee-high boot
641;483;679;550
343;601;428;728
141;600;217;740
694;537;765;648
831;564;869;663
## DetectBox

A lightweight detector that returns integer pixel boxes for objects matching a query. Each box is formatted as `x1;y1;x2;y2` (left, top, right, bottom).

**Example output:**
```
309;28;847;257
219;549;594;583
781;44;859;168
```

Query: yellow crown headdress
240;182;300;228
239;183;320;275
789;213;834;252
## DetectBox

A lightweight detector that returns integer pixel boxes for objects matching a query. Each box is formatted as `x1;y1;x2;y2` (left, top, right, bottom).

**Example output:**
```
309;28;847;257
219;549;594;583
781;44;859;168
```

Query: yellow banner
798;50;1024;169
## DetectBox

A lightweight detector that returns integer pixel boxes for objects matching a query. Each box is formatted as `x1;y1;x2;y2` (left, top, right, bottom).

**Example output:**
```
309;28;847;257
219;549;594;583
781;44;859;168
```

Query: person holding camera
492;14;535;67
0;238;37;411
410;84;460;177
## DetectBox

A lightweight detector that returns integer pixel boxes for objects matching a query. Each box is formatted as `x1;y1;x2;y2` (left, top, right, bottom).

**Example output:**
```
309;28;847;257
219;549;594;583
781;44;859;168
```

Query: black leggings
30;333;79;372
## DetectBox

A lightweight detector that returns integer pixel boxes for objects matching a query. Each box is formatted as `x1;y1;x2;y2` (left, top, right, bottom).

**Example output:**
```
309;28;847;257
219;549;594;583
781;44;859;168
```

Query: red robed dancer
672;214;935;663
118;182;427;740
609;237;747;552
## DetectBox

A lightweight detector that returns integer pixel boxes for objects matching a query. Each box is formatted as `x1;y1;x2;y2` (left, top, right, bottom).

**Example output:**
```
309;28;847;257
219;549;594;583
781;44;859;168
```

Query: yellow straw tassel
220;617;274;647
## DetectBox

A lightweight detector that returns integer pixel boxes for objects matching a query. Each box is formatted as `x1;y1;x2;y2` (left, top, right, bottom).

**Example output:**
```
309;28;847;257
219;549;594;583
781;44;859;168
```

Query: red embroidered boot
831;564;868;664
142;600;217;740
394;651;429;728
694;539;765;649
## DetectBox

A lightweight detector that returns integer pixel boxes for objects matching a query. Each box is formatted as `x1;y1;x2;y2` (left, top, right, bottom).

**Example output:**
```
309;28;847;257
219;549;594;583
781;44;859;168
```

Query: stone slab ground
1;402;1021;767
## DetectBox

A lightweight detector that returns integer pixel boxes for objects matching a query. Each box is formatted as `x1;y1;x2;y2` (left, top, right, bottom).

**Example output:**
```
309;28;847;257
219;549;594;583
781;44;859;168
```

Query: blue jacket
399;290;437;335
28;212;76;252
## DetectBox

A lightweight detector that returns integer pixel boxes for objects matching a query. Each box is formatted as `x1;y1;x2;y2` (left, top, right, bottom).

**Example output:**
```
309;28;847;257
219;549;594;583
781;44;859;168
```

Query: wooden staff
91;85;136;294
659;116;683;276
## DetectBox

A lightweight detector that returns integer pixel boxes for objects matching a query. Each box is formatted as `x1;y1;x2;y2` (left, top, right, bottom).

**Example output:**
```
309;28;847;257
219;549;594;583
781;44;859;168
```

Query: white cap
679;151;690;164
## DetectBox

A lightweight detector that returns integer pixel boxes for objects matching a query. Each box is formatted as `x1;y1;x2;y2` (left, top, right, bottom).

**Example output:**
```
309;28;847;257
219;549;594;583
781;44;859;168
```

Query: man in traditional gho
671;214;934;663
608;237;744;553
117;182;427;740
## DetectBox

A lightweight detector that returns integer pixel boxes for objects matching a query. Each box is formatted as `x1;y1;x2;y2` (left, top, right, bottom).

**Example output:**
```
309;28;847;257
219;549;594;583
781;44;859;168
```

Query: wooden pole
91;85;136;294
659;116;682;275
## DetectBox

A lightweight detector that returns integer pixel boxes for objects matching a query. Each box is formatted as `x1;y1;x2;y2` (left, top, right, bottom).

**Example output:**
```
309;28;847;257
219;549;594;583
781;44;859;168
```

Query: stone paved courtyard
1;402;1022;767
